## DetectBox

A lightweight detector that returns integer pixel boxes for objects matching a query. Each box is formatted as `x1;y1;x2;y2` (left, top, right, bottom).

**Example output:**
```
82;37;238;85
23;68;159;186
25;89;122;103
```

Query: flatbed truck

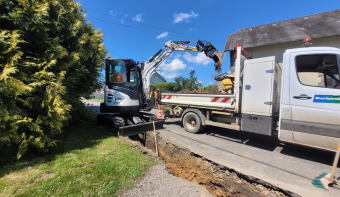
158;43;340;152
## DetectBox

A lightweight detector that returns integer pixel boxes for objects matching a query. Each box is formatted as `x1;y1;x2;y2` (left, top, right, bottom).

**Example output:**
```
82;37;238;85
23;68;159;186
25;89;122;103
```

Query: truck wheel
183;112;203;134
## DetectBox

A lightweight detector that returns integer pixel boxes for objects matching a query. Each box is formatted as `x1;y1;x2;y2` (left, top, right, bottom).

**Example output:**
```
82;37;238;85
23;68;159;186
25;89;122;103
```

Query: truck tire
183;112;203;134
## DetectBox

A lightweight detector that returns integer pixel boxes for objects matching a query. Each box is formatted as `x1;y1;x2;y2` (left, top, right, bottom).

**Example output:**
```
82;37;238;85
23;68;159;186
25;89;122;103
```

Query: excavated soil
137;131;300;197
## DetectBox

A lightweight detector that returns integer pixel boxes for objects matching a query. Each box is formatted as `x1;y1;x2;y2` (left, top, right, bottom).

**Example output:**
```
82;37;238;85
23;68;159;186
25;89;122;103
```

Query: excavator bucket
210;50;226;71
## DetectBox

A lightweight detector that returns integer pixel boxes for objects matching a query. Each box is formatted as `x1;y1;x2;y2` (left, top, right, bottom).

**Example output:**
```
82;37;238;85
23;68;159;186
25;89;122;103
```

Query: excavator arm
141;40;225;100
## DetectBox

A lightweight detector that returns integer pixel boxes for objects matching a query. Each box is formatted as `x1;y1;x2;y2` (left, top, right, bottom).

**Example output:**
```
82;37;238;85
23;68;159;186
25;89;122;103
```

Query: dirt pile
177;89;220;94
137;131;299;197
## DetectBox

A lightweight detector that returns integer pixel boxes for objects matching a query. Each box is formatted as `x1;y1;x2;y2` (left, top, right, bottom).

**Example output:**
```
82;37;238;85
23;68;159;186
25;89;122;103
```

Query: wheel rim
186;116;197;130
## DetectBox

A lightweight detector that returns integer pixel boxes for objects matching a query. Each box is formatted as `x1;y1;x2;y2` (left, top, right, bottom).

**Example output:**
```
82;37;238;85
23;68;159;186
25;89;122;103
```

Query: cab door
288;49;340;151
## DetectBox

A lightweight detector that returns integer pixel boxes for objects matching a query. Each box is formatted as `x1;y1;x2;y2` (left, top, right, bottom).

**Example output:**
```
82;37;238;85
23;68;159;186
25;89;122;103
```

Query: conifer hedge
0;0;107;159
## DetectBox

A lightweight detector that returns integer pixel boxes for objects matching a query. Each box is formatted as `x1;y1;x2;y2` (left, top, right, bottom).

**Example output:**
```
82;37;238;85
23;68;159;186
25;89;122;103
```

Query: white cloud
169;53;181;59
227;70;231;74
173;11;199;23
110;10;113;14
160;59;186;71
160;71;181;79
189;66;194;70
119;19;125;24
124;14;128;17
189;27;197;31
159;58;187;79
183;52;213;66
156;32;169;39
133;13;143;22
209;82;213;85
196;80;202;84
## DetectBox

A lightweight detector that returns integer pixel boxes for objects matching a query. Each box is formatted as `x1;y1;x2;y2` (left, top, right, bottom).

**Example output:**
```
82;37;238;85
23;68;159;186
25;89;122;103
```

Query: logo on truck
313;95;340;103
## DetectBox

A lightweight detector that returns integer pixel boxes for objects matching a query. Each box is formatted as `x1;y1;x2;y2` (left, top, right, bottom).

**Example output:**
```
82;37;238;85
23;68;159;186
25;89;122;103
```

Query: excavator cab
98;58;163;137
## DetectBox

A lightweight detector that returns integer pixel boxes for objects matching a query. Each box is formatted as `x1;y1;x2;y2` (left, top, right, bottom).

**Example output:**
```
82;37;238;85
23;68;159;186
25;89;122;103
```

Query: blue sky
79;0;339;86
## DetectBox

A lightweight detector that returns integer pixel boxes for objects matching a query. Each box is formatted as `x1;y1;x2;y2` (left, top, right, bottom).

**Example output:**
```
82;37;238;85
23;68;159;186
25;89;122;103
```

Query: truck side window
295;54;340;88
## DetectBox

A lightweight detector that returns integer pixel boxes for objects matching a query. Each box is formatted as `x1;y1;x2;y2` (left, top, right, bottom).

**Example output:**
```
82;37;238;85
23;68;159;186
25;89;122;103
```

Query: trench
135;130;300;197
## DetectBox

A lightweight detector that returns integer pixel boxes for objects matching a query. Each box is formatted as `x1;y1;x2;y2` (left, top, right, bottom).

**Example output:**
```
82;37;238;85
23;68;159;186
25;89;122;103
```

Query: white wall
246;36;340;67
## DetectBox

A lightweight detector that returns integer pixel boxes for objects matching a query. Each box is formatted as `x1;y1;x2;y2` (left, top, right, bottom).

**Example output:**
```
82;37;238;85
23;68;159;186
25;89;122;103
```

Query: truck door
288;50;340;151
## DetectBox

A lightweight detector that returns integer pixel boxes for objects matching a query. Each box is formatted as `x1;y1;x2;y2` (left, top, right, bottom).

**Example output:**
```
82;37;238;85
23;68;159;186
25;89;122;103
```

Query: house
150;72;166;84
225;9;340;76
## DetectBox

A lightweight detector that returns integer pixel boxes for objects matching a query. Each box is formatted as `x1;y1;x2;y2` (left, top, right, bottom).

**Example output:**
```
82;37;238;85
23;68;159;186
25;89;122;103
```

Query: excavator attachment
211;50;226;71
97;112;164;137
118;119;164;137
196;40;226;71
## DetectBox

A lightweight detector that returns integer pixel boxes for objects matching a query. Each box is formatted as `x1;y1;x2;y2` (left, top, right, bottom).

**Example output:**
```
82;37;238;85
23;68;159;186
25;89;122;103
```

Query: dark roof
224;9;340;51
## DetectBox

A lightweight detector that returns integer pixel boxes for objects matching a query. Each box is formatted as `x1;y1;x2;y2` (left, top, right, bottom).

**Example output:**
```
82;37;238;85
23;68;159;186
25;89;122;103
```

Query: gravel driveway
121;161;213;197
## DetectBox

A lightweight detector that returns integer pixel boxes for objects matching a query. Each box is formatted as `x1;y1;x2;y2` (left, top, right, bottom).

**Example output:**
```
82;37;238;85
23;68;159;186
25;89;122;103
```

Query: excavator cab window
107;59;137;92
109;60;127;82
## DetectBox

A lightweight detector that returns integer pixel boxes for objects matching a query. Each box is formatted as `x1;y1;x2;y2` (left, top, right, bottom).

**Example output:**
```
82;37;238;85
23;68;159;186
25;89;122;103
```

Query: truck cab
279;47;340;151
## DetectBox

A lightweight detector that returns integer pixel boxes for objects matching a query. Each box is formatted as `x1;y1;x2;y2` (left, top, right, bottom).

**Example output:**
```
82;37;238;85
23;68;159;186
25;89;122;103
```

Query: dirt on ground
177;89;220;94
136;131;300;197
120;137;213;197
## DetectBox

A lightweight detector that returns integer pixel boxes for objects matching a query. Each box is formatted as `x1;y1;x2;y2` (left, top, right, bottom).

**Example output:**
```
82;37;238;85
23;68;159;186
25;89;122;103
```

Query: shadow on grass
0;117;117;179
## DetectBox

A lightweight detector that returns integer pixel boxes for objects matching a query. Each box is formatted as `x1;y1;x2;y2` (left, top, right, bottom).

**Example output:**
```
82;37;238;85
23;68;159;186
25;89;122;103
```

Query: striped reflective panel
211;97;231;103
161;95;172;99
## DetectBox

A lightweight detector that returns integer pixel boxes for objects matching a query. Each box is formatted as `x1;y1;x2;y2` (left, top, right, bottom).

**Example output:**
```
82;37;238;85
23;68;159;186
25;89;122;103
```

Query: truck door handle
293;94;312;100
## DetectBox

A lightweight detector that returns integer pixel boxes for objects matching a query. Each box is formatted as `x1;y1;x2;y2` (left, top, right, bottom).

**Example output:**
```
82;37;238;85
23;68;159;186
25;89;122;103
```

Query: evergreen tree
0;0;107;159
174;69;203;90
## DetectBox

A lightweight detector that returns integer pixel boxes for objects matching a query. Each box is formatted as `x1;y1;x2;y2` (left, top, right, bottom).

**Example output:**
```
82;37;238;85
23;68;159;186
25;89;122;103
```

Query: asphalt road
83;100;340;197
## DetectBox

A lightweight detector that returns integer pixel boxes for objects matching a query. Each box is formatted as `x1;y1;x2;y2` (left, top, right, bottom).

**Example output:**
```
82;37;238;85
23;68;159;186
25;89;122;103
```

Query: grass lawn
0;116;155;196
89;99;104;102
161;107;172;111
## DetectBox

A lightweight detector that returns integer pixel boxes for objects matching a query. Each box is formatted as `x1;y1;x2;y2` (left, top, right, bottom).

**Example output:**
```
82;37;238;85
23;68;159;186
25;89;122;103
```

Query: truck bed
160;92;236;111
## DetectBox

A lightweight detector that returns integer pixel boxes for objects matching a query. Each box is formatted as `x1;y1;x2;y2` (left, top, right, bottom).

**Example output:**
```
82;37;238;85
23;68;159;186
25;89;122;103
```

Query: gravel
121;160;213;197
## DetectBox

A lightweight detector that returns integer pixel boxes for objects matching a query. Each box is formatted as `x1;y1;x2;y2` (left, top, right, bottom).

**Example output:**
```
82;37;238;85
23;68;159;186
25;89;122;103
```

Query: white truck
158;43;340;152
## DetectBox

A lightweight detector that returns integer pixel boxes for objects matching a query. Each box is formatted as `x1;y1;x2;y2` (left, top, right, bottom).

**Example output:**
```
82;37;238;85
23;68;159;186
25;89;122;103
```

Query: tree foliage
0;0;107;159
149;82;179;92
202;84;219;92
174;69;203;90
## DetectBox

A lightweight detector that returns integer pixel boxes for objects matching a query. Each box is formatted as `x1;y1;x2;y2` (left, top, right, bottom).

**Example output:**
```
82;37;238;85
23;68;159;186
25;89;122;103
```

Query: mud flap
118;119;164;137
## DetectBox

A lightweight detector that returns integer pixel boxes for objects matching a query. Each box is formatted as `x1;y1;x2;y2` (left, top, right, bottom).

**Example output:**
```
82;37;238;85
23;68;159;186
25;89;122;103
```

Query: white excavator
97;40;225;136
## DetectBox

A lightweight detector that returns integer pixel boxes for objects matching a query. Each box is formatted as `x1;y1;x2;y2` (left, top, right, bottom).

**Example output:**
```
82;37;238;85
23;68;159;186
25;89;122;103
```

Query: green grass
0;117;155;196
89;99;104;102
161;107;172;111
